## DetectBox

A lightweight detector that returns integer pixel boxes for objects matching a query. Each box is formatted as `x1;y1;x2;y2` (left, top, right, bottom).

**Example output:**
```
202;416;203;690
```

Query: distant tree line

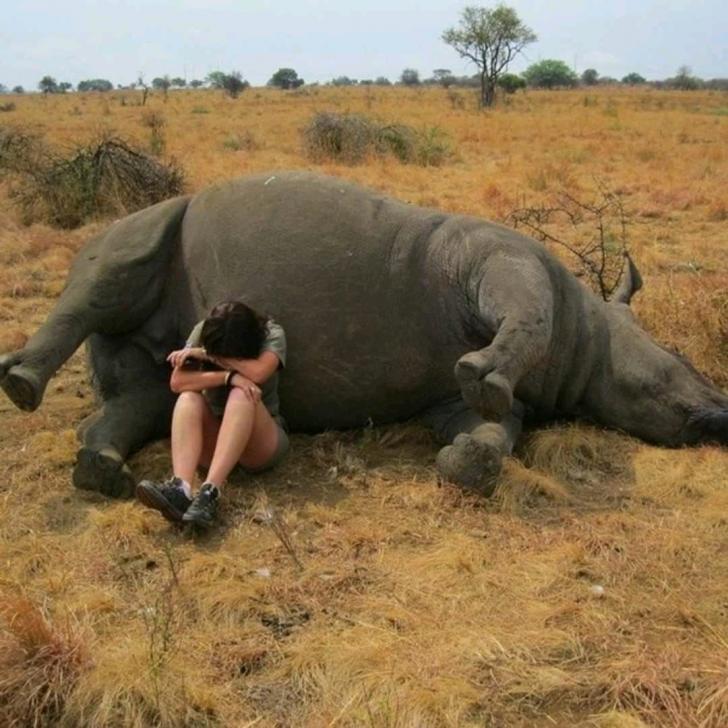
0;66;724;97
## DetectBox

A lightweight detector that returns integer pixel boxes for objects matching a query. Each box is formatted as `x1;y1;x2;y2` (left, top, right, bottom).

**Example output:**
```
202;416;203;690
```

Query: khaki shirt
185;319;287;420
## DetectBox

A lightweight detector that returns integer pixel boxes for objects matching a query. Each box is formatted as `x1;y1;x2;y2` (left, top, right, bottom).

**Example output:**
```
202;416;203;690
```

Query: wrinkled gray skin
1;171;726;498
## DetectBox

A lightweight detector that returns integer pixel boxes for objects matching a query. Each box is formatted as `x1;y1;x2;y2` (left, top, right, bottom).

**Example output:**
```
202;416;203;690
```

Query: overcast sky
3;0;726;89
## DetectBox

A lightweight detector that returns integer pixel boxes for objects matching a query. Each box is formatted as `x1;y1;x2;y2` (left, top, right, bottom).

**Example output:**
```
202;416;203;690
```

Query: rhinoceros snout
686;408;728;446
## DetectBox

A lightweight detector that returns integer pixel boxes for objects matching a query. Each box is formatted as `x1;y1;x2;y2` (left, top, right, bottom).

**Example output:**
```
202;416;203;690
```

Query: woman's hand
167;347;207;368
230;373;261;403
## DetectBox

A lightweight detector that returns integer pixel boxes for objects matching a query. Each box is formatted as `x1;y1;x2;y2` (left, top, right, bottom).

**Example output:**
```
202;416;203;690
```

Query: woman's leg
199;395;281;486
171;391;219;483
183;395;282;528
205;388;258;487
137;391;218;523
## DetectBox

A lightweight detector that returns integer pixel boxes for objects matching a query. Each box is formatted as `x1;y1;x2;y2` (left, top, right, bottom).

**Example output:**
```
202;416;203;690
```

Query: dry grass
0;86;727;726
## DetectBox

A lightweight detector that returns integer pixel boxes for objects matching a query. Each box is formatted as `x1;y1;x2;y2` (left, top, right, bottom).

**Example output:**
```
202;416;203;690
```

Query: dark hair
200;301;268;358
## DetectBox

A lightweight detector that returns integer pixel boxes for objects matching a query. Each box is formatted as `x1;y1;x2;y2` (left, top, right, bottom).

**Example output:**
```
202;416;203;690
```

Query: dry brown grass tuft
1;86;727;726
0;595;90;727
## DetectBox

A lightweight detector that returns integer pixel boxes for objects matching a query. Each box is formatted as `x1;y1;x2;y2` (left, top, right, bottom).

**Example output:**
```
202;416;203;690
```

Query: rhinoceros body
1;171;726;497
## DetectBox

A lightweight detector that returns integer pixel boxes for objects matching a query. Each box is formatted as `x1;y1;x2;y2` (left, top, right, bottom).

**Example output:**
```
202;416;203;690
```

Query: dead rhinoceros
1;171;726;497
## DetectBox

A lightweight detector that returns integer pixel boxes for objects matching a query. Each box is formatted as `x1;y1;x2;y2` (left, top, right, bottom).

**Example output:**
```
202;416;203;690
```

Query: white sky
2;0;726;89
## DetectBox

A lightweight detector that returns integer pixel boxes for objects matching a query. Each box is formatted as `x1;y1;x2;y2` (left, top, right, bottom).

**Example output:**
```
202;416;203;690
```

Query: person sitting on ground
136;300;288;528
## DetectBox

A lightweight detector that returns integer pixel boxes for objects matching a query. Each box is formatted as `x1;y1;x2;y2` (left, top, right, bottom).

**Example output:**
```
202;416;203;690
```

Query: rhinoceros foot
73;446;135;499
0;362;43;412
436;433;502;497
456;365;513;422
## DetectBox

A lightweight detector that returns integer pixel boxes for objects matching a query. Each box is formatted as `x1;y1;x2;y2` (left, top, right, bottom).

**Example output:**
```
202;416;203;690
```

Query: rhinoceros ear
611;253;643;305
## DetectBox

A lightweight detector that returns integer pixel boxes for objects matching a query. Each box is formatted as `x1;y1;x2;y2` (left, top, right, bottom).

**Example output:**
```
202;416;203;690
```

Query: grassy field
0;85;727;727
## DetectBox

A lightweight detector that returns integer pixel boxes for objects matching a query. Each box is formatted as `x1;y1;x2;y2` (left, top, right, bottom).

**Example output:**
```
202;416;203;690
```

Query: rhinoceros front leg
422;396;524;496
73;335;176;498
456;253;553;421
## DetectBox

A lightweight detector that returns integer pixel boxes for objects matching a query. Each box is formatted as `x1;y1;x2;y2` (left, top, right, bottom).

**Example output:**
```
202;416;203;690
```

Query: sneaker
136;476;192;523
182;483;219;528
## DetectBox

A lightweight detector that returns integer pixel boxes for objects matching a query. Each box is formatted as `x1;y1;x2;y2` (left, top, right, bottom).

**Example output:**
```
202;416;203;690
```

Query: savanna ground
0;85;727;727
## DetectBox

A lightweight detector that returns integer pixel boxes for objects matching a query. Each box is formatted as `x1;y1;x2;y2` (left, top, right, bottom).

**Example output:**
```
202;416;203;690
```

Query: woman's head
200;301;268;359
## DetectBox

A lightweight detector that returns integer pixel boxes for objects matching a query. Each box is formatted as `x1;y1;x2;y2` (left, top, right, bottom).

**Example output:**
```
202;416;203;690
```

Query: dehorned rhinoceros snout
685;408;728;446
586;296;728;447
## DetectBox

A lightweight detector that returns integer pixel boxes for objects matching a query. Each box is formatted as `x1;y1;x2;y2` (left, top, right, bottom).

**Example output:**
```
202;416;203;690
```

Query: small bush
304;112;377;164
303;112;451;166
222;130;259;152
140;110;166;156
414;126;451;166
0;102;16;112
377;123;417;162
4;134;185;229
0;126;46;177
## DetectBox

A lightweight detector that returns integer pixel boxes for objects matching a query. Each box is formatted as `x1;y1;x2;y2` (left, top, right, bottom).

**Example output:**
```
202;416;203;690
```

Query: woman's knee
226;387;257;409
175;390;207;412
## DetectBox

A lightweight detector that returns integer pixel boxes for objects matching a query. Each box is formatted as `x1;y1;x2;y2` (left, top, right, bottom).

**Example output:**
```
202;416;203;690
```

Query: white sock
176;479;192;498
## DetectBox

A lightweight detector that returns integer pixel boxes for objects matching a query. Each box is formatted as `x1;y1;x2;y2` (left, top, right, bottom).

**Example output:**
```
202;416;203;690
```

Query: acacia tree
268;68;304;89
38;75;59;94
442;4;536;108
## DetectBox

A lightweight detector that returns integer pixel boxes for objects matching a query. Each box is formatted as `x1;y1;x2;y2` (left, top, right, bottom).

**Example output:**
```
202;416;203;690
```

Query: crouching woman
137;301;288;528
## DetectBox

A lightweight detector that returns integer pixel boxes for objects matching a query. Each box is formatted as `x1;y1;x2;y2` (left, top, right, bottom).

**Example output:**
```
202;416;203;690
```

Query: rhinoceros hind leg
73;446;135;499
72;336;176;498
73;388;174;498
423;397;524;496
0;362;43;412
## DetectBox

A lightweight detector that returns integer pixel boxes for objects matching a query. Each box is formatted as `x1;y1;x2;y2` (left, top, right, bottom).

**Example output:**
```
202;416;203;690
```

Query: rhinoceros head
588;256;728;446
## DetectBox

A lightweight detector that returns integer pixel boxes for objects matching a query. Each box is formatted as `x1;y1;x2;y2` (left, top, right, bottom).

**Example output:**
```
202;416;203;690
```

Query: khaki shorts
242;422;290;474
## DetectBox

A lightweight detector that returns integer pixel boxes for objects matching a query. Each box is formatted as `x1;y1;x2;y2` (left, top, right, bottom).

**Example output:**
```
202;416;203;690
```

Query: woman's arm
169;368;261;401
212;351;281;385
169;367;228;394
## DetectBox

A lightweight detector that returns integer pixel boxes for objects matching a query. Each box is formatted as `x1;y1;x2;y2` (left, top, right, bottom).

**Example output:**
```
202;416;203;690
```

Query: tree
268;68;304;89
12;86;24;94
669;65;702;90
38;75;59;94
77;79;112;92
224;71;249;98
206;71;226;89
581;68;599;86
331;76;356;86
523;59;578;88
207;70;249;98
400;68;420;86
152;76;172;99
189;79;204;88
171;77;187;88
433;68;456;87
497;72;526;93
374;76;391;86
442;4;536;108
621;72;646;85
